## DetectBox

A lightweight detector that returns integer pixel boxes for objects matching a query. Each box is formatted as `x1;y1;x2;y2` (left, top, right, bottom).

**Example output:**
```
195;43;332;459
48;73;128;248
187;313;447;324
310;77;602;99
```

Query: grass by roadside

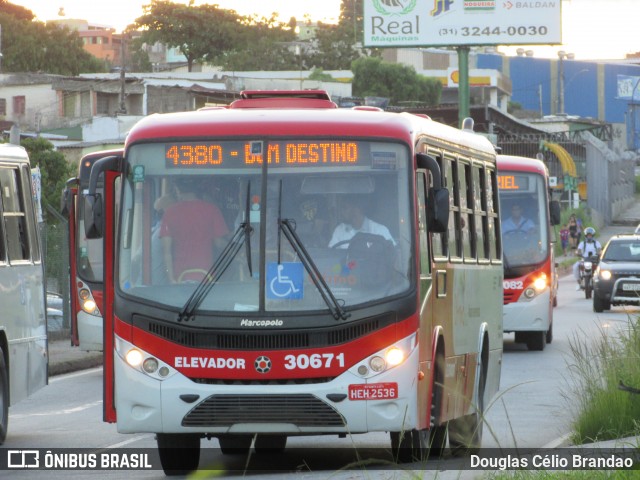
567;315;640;444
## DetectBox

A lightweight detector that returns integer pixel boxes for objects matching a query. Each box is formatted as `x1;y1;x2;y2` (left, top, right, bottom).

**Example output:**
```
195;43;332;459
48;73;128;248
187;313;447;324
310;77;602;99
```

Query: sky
8;0;640;61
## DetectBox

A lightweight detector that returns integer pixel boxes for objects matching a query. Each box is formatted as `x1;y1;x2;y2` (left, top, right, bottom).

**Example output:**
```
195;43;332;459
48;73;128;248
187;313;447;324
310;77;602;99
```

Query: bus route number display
498;174;529;191
165;141;361;168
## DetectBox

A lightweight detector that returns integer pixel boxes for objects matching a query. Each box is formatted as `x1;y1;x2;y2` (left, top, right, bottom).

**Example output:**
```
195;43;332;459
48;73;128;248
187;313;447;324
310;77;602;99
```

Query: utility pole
118;34;127;114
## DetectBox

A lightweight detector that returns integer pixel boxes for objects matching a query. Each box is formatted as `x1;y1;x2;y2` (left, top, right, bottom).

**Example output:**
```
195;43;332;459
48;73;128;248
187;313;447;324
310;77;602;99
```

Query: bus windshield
117;139;413;315
498;171;549;268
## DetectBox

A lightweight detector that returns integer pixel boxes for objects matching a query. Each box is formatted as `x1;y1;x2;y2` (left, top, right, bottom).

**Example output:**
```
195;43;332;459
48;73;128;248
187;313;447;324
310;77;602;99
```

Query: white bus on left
0;143;48;444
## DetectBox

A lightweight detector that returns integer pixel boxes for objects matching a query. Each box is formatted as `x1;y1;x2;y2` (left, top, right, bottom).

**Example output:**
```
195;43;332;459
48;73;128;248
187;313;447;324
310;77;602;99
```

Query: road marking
11;400;103;420
107;434;154;448
543;432;572;448
50;367;102;383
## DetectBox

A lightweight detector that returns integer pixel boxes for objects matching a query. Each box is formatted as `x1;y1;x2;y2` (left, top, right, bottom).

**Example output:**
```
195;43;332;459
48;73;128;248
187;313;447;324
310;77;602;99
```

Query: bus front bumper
113;336;422;436
503;289;551;333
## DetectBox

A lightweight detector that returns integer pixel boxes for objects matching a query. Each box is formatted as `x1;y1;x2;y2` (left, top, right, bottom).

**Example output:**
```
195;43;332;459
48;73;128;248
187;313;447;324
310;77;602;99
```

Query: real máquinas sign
363;0;561;47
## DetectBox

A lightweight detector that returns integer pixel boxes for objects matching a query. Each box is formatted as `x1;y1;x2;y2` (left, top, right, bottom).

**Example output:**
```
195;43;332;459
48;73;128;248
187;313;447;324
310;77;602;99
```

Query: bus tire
156;433;200;476
526;331;545;351
218;434;252;455
546;320;553;344
390;347;447;463
449;350;485;456
0;346;8;445
428;349;447;458
390;429;429;463
255;434;287;454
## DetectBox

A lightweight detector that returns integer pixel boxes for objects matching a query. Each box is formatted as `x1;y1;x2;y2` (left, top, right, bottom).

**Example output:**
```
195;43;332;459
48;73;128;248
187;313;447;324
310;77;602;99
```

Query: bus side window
0;167;30;262
474;165;488;261
446;157;461;258
429;152;447;259
458;161;475;260
416;171;430;276
486;168;501;262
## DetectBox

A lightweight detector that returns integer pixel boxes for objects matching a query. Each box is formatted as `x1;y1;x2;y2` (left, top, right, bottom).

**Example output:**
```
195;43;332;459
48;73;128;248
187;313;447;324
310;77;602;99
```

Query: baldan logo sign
364;0;561;47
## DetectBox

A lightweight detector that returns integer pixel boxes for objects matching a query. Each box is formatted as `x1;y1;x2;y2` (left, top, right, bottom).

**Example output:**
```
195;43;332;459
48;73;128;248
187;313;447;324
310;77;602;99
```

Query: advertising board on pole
363;0;561;48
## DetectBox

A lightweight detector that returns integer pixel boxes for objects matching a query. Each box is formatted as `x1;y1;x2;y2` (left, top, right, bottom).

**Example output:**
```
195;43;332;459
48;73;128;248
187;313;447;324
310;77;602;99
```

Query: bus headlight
125;348;143;367
385;347;405;367
522;274;547;300
351;333;416;379
116;337;177;381
78;286;101;316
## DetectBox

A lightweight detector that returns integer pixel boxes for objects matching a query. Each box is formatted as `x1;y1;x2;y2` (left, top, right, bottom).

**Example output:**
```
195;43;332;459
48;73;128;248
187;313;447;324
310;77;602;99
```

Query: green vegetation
351;57;442;106
567;318;640;444
0;10;106;74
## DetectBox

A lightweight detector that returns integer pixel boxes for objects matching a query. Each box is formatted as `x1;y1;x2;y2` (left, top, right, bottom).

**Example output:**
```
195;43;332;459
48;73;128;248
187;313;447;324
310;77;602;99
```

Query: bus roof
497;154;548;176
0;143;30;163
125;94;496;159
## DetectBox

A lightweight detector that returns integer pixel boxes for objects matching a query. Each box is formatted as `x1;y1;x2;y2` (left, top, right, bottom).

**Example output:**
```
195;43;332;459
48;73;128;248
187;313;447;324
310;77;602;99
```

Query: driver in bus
501;204;536;235
328;195;396;248
160;178;229;283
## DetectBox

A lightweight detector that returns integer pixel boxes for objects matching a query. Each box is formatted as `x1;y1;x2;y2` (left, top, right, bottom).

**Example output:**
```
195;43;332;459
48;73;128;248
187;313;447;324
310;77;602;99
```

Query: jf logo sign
363;0;561;48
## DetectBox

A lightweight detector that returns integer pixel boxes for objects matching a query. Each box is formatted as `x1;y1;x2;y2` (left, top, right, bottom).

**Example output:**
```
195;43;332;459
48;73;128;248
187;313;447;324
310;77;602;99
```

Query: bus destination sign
165;141;363;168
498;174;529;191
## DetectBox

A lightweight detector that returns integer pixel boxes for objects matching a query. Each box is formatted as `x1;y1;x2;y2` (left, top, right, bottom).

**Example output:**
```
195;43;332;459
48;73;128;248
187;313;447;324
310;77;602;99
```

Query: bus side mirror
549;200;561;226
60;177;76;217
84;193;104;239
428;187;450;233
82;154;120;239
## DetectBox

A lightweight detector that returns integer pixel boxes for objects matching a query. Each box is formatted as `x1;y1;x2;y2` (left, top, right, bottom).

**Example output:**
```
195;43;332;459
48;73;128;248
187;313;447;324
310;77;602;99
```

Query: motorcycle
579;254;599;299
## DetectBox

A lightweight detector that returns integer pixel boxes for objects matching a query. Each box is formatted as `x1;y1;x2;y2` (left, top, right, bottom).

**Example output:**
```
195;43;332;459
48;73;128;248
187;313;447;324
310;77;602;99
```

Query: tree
352;57;442;106
0;11;105;74
0;0;35;21
218;13;298;71
20;137;74;215
134;0;243;72
307;0;378;70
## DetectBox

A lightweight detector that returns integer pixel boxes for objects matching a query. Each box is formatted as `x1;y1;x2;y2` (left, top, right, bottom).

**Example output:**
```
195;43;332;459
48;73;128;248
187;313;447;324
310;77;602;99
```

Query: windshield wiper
177;185;254;322
276;182;349;321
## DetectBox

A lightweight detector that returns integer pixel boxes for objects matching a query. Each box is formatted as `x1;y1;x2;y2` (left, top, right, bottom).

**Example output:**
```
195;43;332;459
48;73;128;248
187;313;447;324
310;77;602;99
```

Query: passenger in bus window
160;178;229;283
328;195;396;248
150;194;175;284
294;198;330;247
501;204;536;235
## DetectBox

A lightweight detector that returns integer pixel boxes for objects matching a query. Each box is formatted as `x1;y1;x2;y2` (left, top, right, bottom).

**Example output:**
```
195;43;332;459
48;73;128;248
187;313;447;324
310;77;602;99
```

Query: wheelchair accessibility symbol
267;262;303;299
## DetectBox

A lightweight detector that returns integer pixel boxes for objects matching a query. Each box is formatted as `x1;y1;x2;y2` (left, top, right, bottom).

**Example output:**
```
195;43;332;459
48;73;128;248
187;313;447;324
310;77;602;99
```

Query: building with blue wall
476;53;640;149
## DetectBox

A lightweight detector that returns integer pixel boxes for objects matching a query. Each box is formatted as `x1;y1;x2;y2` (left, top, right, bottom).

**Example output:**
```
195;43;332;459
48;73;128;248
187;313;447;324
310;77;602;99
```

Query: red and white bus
83;91;503;473
62;149;122;351
497;154;561;351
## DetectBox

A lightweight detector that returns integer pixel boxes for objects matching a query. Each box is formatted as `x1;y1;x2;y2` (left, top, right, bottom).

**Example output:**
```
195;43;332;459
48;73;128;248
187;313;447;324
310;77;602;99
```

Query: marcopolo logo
371;0;418;15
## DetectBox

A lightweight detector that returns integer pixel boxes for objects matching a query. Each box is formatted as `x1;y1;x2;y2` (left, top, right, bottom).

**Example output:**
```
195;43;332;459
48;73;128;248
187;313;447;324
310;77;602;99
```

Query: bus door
62;178;80;346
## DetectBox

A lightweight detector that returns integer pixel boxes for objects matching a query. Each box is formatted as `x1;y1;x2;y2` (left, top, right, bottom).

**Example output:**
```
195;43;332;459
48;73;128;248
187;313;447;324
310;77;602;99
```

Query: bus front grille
139;314;390;350
181;394;346;427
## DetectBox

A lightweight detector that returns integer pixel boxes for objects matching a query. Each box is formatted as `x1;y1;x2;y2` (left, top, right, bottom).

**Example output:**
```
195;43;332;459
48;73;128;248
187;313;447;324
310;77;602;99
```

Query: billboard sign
363;0;562;47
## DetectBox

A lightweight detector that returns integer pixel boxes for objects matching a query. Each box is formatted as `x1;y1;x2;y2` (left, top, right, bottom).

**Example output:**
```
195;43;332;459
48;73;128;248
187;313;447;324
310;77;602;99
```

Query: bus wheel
449;353;485;456
546;320;553;344
390;429;429;463
156;433;200;476
0;346;7;445
525;331;545;351
255;434;287;454
218;434;252;455
428;351;447;459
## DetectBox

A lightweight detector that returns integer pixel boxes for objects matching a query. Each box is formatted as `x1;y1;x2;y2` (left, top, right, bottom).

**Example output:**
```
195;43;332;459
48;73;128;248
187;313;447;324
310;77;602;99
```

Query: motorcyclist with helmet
573;226;602;290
